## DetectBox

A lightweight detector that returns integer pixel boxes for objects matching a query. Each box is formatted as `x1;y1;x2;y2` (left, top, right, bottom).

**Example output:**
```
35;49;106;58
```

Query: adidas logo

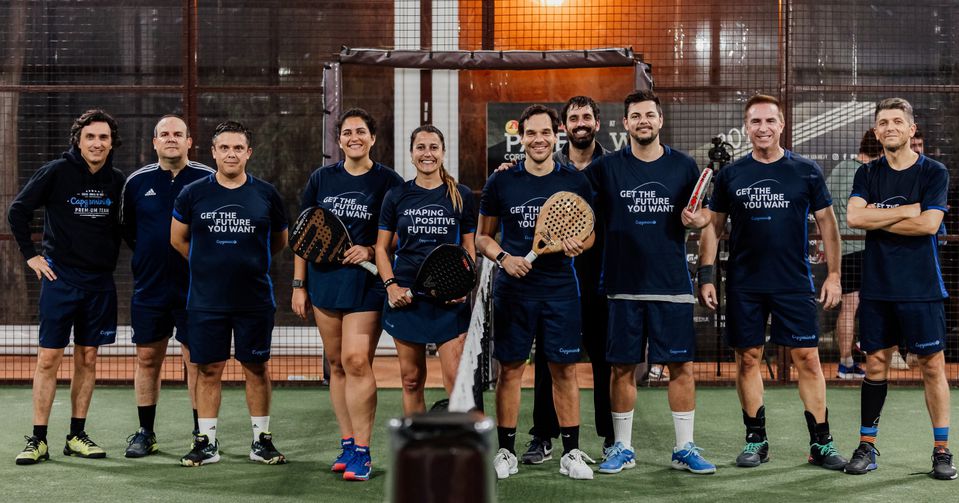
144;188;157;197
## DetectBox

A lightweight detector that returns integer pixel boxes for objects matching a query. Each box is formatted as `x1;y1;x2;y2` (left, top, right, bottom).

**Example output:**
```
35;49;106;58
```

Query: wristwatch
495;251;509;268
292;279;305;289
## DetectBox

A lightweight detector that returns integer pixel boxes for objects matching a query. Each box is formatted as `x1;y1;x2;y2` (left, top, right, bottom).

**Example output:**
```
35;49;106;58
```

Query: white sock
611;410;634;449
198;417;218;444
672;410;695;449
251;416;270;443
841;356;854;367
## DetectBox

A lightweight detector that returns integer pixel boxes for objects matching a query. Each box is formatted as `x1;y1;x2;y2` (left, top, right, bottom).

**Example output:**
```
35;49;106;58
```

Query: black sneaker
932;446;958;480
250;432;287;465
180;434;219;467
844;442;878;475
808;435;847;470
125;428;158;458
735;439;769;467
521;437;552;465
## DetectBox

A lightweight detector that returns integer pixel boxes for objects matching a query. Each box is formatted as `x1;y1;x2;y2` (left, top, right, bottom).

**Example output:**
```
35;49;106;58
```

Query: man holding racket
120;115;214;457
698;94;846;470
171;121;289;466
477;104;596;480
584;90;715;475
523;96;614;465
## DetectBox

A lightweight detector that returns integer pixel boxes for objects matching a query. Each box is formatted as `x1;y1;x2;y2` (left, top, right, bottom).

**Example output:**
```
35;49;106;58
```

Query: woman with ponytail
374;125;476;415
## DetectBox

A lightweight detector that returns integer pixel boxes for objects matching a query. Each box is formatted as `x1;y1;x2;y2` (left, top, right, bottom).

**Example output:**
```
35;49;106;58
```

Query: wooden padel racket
391;244;477;307
686;167;713;212
524;191;594;263
289;206;378;275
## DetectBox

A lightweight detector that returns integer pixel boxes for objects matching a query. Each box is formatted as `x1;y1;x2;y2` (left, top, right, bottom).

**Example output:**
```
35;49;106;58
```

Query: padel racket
392;244;477;307
523;191;594;263
686;167;713;212
289;206;378;275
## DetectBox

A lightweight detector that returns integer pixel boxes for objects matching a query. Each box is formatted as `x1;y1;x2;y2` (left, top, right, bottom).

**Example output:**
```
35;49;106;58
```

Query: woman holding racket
292;108;402;481
374;124;477;415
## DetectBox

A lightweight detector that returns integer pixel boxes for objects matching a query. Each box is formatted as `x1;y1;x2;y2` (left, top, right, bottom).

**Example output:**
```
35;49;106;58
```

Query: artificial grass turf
1;386;955;502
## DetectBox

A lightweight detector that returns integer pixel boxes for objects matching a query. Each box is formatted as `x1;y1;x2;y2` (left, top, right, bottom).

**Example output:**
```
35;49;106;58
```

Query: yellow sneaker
64;432;106;458
15;436;49;465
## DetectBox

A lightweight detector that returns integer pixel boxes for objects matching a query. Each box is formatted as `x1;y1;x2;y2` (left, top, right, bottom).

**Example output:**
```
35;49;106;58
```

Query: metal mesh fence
2;0;958;384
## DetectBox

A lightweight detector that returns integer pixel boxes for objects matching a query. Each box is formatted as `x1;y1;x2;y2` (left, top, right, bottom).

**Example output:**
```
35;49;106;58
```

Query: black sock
743;405;767;442
861;378;888;437
69;417;85;437
804;409;832;444
138;404;157;432
193;409;199;432
497;426;517;454
33;425;48;443
560;426;580;455
603;436;615;450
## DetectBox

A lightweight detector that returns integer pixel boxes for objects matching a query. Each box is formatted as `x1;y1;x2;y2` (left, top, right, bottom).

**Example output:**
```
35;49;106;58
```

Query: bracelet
383;278;397;288
696;265;716;286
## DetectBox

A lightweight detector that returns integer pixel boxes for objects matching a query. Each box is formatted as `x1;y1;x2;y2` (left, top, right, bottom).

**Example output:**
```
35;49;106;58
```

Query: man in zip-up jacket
8;109;126;465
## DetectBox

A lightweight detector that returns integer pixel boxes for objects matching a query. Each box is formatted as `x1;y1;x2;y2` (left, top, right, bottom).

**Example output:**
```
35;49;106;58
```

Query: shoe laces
742;441;766;454
127;430;150;445
813;441;841;457
679;444;706;460
526;437;548;451
852;442;879;460
567;449;596;464
933;447;953;465
72;432;98;447
604;443;627;460
23;436;40;450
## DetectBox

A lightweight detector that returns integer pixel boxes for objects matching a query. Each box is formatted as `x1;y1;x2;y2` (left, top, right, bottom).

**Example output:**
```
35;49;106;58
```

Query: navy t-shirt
300;161;403;302
586;146;700;297
480;162;594;301
173;174;288;311
379;181;477;286
851;155;949;301
709;150;832;293
122;161;215;307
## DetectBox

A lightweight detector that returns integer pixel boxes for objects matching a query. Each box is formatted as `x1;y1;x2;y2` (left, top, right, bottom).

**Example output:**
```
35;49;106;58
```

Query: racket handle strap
359;261;378;275
524;251;538;263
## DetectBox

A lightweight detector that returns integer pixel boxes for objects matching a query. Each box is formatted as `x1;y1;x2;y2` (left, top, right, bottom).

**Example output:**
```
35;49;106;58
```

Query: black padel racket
289;206;378;275
396;244;477;305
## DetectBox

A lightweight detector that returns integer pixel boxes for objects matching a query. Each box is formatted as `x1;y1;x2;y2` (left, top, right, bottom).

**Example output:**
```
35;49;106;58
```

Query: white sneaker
494;448;518;479
890;351;909;370
559;448;595;480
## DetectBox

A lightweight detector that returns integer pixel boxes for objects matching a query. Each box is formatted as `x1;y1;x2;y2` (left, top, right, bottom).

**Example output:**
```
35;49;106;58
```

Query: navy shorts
38;277;117;349
724;291;819;349
382;297;468;345
187;308;275;364
131;303;188;345
308;264;385;313
859;299;946;356
492;297;582;364
606;299;695;364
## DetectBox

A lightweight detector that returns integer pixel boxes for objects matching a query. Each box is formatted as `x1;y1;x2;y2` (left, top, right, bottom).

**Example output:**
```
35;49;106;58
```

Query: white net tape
448;257;494;412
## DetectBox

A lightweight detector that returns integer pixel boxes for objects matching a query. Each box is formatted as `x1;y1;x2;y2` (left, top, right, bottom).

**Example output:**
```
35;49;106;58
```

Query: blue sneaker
332;437;355;472
343;445;372;481
598;441;635;474
837;363;865;380
671;442;717;474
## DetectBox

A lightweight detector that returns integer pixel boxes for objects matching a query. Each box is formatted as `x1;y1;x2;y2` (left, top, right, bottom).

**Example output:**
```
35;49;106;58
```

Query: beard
630;130;659;146
567;127;596;149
